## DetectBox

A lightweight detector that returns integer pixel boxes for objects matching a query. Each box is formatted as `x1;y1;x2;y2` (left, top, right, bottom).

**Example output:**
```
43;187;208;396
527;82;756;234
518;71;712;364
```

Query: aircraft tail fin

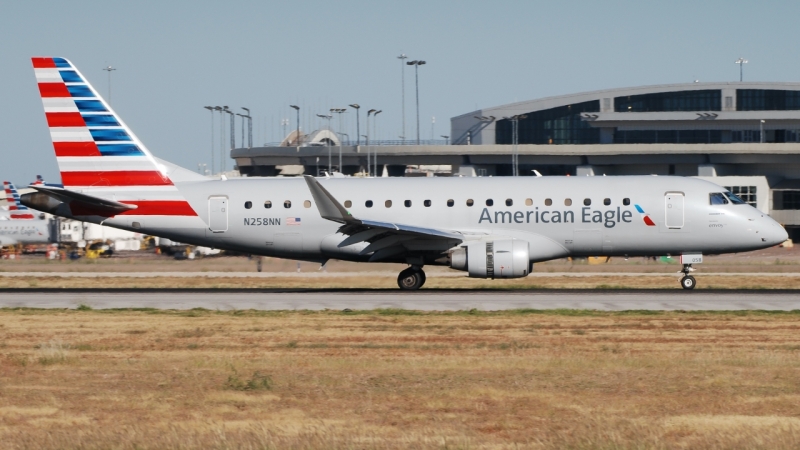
4;181;35;219
31;57;197;217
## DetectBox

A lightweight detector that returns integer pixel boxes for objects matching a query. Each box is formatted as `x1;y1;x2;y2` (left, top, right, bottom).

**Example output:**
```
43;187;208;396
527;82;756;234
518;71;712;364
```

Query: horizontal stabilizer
21;185;137;216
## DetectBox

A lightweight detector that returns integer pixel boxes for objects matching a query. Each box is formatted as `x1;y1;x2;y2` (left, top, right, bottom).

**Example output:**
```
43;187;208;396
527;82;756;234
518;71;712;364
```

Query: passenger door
664;192;684;229
208;196;228;233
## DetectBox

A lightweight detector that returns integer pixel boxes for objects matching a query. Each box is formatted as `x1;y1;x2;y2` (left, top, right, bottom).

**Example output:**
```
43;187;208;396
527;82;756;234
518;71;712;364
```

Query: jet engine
449;240;530;279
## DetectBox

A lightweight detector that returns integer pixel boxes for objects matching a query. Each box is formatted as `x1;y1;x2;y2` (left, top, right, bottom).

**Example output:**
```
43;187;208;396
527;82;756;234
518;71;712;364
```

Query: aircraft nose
763;217;789;246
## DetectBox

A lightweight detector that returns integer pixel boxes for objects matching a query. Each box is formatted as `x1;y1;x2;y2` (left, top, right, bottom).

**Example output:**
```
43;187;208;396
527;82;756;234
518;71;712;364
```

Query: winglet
303;175;358;224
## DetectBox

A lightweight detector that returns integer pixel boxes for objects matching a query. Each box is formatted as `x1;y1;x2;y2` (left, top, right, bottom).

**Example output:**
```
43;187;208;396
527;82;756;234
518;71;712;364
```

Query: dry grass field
2;308;800;449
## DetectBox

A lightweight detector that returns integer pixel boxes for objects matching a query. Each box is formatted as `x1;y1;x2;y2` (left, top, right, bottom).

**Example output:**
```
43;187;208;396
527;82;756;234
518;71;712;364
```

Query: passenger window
584;198;591;206
304;200;311;208
466;199;474;206
284;200;292;208
365;200;373;208
244;201;252;209
264;201;272;209
710;193;728;205
385;200;392;208
344;200;352;208
486;199;494;206
424;200;431;207
564;198;572;206
623;198;630;206
447;199;454;207
404;200;412;207
525;198;533;206
505;199;513;207
545;198;552;206
603;198;611;206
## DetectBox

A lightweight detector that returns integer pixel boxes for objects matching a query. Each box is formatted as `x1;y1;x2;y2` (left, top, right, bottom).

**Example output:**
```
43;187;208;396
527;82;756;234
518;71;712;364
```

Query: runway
2;290;799;311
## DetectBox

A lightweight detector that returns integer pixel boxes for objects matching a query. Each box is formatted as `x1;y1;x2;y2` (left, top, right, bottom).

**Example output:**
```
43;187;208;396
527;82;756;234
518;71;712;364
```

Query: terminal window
731;130;761;143
773;191;800;210
737;89;800;111
724;186;757;206
495;100;600;145
615;129;721;144
615;90;721;112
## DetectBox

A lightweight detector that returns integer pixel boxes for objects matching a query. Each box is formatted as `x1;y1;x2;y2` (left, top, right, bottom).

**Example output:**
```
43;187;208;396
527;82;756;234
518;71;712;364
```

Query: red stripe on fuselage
61;171;174;187
10;214;35;220
46;112;85;127
119;200;197;216
38;83;71;98
32;57;56;68
69;200;196;217
53;142;101;157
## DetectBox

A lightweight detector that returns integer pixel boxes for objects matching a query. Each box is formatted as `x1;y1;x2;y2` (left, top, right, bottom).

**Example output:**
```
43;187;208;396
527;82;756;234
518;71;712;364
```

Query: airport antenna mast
103;65;116;104
735;57;748;82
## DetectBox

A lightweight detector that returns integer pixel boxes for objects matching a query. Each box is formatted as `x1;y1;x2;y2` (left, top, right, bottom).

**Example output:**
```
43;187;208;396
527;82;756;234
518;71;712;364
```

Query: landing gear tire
397;268;425;291
680;275;696;290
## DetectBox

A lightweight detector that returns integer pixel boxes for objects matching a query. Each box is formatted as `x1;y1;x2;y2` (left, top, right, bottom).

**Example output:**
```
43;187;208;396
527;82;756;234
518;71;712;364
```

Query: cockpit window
724;191;747;205
709;193;728;205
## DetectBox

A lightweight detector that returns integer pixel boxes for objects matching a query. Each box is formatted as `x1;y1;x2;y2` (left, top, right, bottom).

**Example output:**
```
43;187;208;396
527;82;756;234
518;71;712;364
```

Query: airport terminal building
232;82;800;240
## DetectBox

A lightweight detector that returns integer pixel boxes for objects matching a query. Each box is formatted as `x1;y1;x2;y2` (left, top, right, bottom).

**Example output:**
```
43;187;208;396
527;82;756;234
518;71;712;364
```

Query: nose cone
764;218;789;246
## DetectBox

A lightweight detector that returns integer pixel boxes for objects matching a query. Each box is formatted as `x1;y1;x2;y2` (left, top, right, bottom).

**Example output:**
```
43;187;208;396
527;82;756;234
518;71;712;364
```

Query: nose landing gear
397;266;426;290
679;264;696;290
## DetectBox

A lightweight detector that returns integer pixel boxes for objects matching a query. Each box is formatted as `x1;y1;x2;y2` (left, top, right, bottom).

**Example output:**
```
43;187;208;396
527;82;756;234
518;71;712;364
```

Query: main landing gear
397;266;426;290
679;264;696;290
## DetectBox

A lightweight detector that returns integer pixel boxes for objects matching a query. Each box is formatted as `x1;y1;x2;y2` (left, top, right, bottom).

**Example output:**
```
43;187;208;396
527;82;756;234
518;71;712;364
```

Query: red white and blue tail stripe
4;181;36;219
32;57;196;217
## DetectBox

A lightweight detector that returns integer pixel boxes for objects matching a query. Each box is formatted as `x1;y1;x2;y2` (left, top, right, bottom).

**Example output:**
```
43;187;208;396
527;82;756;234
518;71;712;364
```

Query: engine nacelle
449;240;530;279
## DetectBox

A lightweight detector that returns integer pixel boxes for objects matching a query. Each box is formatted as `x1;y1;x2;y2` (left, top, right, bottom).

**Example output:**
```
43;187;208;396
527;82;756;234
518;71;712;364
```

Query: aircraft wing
304;176;464;260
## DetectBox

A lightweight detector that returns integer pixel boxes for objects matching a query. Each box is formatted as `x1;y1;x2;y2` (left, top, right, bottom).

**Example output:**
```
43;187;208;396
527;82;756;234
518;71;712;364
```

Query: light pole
102;65;116;104
289;105;300;147
397;53;408;142
215;106;225;175
349;104;361;145
735;57;748;82
223;107;234;172
317;113;333;174
331;108;347;172
406;60;426;145
441;135;449;145
373;110;382;176
242;107;252;147
760;119;765;143
367;109;376;176
431;116;435;141
204;106;215;174
236;113;245;149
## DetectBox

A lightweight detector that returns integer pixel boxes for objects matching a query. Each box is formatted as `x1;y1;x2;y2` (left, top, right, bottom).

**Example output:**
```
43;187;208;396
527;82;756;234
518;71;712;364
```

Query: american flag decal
286;217;301;225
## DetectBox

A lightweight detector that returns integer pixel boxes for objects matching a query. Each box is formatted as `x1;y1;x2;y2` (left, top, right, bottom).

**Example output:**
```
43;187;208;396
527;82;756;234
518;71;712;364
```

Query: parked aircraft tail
3;181;35;219
31;57;197;217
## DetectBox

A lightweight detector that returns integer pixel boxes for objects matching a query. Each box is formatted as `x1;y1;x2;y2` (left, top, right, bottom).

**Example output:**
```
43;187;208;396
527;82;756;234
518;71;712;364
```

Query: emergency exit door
665;192;684;229
208;196;228;232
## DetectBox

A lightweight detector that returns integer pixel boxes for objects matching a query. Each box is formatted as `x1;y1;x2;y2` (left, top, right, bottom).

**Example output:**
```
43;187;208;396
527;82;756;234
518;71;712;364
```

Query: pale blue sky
1;0;797;183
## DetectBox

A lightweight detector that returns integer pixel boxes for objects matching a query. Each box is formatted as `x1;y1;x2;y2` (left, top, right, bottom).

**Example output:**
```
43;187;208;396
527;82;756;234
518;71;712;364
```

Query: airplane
22;57;789;290
0;181;52;246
